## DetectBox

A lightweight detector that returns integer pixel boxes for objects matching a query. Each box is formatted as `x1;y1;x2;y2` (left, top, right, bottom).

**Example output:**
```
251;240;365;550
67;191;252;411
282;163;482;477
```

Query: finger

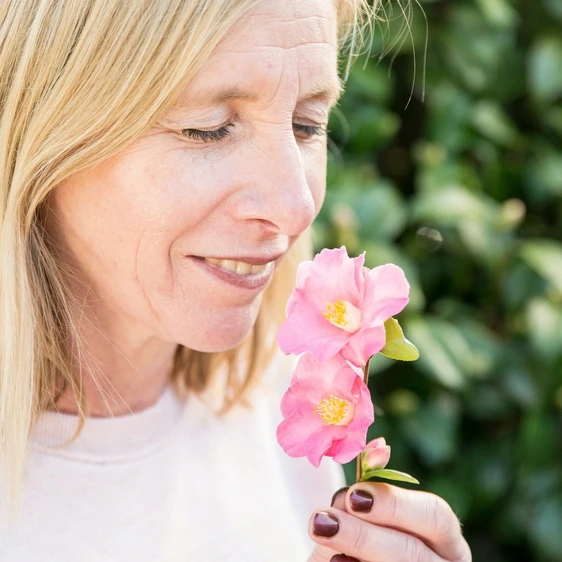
331;486;350;509
344;484;471;562
308;544;364;562
327;488;363;561
309;508;447;562
310;487;356;562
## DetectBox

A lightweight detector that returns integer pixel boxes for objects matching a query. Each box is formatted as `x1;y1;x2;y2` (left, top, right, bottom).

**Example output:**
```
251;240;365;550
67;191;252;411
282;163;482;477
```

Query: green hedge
317;1;562;560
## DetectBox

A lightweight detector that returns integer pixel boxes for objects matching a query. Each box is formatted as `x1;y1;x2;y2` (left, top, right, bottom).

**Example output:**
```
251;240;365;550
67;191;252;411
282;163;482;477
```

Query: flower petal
286;261;315;315
326;432;368;464
295;259;314;289
304;424;345;467
365;436;387;449
280;354;337;417
347;384;375;431
340;325;387;367
277;299;349;361
304;247;365;307
276;411;323;458
329;359;364;401
276;353;376;467
362;264;410;326
363;443;391;470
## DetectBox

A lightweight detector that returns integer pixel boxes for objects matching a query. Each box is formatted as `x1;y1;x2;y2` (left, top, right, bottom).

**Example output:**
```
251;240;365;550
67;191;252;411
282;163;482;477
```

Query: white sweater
0;354;345;561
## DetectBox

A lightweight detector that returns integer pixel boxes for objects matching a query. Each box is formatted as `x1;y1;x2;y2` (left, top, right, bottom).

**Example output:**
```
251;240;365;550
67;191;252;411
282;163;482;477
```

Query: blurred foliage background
316;0;562;560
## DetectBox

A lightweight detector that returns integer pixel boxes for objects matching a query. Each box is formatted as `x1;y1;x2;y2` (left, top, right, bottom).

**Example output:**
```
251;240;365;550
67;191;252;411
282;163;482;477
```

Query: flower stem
356;357;371;483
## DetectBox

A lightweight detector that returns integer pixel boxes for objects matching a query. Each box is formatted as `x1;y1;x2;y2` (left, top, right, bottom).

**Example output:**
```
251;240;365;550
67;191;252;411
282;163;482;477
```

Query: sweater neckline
30;385;188;463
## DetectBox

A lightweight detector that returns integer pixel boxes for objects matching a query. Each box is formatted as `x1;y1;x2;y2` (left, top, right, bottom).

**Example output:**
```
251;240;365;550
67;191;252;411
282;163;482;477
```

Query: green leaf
402;317;468;388
354;180;408;241
526;143;562;198
380;318;420;362
519;239;562;294
525;297;562;362
544;0;562;20
470;100;521;148
529;38;562;104
476;0;518;27
400;395;461;465
411;185;498;226
361;468;420;485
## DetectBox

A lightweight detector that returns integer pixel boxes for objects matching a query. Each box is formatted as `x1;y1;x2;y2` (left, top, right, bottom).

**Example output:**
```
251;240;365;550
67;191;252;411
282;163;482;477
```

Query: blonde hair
0;0;378;513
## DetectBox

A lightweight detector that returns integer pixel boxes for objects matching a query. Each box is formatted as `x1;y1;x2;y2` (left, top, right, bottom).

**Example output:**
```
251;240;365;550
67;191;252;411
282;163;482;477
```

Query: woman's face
49;0;340;353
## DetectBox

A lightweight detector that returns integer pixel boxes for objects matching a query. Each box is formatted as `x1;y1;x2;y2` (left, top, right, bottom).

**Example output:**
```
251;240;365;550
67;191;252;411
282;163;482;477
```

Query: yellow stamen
323;299;362;333
324;300;349;327
315;395;353;426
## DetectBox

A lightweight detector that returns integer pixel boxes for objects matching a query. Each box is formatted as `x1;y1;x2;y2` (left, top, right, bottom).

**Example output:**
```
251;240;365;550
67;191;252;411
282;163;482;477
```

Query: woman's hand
308;483;471;562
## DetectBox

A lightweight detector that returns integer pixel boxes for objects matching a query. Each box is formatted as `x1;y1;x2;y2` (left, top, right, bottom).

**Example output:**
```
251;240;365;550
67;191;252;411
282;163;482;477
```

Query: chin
171;304;261;353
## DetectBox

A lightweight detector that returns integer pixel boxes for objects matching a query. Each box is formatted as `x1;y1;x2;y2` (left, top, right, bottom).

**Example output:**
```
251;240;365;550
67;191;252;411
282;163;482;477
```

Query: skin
47;0;471;559
49;0;338;415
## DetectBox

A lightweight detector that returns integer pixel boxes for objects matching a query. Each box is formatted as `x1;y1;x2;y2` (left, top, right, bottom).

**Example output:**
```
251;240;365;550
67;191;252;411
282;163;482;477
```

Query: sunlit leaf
529;38;562;104
402;317;468;388
525;297;562;362
519;239;562;294
380;317;420;361
361;468;420;485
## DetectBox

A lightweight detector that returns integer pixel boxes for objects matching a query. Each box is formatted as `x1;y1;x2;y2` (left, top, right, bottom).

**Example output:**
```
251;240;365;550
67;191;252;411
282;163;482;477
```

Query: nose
231;131;318;238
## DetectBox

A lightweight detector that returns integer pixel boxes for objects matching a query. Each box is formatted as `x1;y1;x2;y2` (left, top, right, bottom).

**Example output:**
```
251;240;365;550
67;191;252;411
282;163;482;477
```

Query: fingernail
313;511;340;538
331;555;360;562
349;489;374;513
331;486;350;507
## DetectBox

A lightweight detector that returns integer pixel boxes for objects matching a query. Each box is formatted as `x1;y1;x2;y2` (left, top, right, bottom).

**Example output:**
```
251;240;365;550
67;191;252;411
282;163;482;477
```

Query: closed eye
181;125;232;142
293;123;327;138
181;122;327;143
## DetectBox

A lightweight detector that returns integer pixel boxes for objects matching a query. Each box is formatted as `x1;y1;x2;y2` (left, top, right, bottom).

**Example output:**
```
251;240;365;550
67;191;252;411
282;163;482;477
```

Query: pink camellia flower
276;353;374;467
277;247;410;367
362;437;391;470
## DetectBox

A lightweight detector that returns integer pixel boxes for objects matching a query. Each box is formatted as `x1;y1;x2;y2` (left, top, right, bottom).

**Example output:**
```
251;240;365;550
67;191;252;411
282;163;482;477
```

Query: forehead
173;0;340;109
221;0;338;51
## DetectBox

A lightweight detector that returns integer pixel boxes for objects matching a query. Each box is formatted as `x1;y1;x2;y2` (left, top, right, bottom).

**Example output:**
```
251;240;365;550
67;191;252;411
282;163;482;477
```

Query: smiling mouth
203;257;269;276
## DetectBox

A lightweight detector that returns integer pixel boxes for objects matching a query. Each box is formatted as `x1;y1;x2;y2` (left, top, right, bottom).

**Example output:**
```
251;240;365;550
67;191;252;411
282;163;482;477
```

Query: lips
186;252;284;291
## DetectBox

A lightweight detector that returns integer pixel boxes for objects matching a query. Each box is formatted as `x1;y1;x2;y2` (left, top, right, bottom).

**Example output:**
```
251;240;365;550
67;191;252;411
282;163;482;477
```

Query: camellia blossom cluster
276;247;417;475
276;353;374;467
277;247;410;367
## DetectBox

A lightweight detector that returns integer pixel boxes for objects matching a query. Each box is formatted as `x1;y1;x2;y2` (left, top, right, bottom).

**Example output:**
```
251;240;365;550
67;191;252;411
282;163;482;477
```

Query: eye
293;123;327;139
181;125;233;142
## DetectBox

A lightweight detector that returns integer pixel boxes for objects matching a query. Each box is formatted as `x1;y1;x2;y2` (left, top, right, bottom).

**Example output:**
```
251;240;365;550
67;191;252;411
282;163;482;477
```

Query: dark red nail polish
313;511;339;538
349;489;374;513
331;486;350;506
331;556;360;562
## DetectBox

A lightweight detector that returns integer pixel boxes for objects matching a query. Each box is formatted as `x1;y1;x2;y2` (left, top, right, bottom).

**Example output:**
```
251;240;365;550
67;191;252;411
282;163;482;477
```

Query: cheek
49;151;193;307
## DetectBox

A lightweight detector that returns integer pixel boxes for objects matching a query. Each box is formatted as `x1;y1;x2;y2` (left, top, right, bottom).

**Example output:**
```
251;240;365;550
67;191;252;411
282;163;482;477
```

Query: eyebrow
182;77;344;109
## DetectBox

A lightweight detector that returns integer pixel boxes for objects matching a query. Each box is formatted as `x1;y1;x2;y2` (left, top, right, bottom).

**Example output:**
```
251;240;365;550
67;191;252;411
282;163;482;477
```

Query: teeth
218;259;238;273
250;264;267;275
236;262;252;275
204;258;269;276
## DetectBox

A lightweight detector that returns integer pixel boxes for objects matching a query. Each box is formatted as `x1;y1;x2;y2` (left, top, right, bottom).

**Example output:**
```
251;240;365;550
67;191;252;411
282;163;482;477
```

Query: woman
0;0;471;560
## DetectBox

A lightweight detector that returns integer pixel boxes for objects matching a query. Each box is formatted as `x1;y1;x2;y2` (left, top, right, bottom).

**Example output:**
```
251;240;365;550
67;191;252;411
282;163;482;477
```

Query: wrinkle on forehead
170;0;339;113
218;0;337;52
222;42;336;54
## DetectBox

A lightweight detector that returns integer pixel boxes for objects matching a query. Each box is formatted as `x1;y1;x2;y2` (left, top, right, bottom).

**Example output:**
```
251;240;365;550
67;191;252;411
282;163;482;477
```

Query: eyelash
181;123;327;142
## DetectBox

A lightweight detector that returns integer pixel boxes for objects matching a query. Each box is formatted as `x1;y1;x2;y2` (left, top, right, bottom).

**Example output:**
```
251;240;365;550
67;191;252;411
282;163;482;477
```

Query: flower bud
362;437;391;470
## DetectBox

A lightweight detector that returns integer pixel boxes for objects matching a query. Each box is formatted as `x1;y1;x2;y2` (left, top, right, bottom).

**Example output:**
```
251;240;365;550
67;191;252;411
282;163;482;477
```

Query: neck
54;321;178;418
